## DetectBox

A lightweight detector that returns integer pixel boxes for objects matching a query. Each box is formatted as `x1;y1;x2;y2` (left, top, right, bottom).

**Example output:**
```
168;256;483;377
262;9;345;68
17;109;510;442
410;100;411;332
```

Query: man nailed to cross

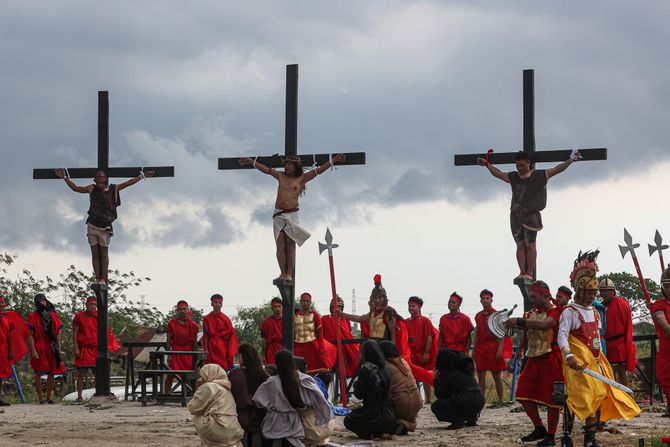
238;154;345;282
476;150;581;280
54;168;154;284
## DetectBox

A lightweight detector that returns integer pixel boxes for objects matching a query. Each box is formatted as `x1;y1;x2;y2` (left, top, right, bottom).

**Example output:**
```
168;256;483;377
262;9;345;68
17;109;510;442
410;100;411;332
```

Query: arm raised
303;154;345;183
476;158;510;183
239;157;280;179
55;169;91;193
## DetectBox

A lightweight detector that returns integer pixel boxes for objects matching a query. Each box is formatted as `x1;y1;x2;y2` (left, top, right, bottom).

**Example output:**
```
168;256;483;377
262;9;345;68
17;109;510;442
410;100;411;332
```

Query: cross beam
33;91;174;179
218;64;366;352
453;69;607;310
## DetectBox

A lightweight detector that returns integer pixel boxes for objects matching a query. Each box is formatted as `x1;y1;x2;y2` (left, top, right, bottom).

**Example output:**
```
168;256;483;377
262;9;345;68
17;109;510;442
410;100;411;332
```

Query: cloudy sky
1;1;669;324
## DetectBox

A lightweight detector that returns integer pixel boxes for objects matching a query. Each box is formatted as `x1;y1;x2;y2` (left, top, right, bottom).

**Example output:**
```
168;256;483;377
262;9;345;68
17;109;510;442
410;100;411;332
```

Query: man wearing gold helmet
650;265;670;418
557;251;639;447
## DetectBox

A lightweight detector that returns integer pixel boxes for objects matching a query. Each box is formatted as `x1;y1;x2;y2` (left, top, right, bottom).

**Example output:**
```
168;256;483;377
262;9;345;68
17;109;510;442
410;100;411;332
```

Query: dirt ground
0;400;667;447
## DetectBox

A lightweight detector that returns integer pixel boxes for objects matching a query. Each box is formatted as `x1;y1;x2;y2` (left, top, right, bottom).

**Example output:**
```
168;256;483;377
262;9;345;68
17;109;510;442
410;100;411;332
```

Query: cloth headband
86;297;97;304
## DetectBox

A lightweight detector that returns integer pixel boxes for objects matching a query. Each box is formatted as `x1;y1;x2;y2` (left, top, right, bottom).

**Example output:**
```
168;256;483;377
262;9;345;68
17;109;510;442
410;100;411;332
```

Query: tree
598;271;661;323
233;300;274;354
0;253;165;372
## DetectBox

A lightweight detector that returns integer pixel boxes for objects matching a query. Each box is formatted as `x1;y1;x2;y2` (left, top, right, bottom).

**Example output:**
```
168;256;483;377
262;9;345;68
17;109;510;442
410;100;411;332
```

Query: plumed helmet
570;250;600;293
598;278;616;291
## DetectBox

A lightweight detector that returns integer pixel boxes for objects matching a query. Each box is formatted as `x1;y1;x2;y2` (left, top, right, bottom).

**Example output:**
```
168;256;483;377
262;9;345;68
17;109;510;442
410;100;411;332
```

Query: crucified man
238;154;345;281
476;150;581;280
55;169;154;284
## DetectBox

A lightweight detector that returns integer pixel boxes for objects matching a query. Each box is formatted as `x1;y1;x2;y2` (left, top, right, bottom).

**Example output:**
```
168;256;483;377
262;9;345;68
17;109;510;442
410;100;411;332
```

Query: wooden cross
218;64;366;352
454;70;607;310
33;91;175;396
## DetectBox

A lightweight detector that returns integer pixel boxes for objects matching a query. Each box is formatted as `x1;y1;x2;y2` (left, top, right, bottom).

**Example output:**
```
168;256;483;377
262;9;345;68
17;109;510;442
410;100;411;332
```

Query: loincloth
273;208;311;246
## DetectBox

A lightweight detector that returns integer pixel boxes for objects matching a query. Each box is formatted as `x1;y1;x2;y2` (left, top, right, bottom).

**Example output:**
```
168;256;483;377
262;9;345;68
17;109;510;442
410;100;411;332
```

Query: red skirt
264;341;283;365
294;339;336;372
168;345;197;370
75;345;97;368
516;349;564;408
473;342;506;372
656;352;670;400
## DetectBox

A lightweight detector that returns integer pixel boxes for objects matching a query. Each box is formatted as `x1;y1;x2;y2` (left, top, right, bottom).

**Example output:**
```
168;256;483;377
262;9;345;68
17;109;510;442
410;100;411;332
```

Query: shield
487;304;518;339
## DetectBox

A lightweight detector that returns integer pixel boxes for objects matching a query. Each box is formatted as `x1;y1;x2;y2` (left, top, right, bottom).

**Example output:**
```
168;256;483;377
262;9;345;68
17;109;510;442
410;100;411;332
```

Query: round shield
487;309;511;339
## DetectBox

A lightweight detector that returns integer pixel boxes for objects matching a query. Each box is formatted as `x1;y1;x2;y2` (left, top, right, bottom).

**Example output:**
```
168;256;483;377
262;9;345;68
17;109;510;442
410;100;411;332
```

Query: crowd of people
2;261;670;447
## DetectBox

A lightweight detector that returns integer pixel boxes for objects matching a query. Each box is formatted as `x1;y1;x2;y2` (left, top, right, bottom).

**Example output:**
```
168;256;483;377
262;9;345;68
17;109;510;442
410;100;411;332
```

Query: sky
1;1;669;324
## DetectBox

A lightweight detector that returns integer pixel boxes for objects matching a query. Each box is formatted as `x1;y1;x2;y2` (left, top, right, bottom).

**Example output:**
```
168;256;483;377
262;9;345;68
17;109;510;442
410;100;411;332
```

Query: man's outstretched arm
476;158;510;183
303;154;346;183
547;151;581;179
239;157;280;179
118;171;155;191
54;169;91;193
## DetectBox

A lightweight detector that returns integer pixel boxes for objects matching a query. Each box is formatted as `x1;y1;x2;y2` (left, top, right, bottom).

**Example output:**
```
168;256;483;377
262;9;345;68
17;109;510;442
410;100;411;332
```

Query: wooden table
123;341;167;401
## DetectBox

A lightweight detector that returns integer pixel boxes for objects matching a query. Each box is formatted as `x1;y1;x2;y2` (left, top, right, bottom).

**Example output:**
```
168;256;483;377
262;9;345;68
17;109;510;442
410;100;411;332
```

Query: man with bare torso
54;169;154;284
238;154;345;281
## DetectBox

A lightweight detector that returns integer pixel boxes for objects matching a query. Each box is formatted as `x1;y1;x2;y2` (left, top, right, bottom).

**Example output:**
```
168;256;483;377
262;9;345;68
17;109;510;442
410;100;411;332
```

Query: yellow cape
563;335;640;421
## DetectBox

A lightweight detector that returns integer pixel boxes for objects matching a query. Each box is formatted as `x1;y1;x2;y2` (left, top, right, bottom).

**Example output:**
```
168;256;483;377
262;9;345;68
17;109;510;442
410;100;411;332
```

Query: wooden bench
138;369;199;407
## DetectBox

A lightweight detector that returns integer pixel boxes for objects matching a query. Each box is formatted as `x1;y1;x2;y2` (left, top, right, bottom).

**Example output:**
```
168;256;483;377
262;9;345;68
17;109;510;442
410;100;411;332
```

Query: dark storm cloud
1;1;669;251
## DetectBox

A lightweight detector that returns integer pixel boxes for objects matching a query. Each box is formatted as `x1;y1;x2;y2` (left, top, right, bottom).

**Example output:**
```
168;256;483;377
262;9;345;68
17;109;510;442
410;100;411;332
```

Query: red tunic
651;299;670;398
260;315;283;365
473;309;513;372
438;311;474;352
405;315;438;370
322;314;360;377
293;310;337;373
27;311;65;375
360;321;370;338
0;314;10;379
515;306;564;408
4;311;29;365
72;311;121;368
166;317;200;370
603;297;636;371
203;312;238;370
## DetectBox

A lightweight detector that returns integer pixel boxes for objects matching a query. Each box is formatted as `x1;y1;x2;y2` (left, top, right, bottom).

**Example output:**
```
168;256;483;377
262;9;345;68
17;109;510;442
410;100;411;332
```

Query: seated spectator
229;344;270;447
431;348;485;430
253;350;332;447
379;340;422;435
187;363;244;447
343;340;396;439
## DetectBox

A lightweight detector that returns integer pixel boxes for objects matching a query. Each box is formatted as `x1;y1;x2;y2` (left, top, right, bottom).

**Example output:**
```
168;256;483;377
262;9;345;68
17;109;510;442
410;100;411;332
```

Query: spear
648;229;668;274
619;228;651;309
318;227;348;406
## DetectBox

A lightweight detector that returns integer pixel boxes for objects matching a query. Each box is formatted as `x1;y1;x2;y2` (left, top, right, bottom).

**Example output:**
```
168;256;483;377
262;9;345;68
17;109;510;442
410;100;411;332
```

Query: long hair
238;343;268;395
275;350;305;409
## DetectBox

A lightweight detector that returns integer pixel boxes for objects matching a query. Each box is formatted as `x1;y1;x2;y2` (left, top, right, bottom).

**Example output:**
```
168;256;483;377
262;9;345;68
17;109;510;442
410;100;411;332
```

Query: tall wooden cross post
33;91;175;396
454;70;607;311
219;64;366;352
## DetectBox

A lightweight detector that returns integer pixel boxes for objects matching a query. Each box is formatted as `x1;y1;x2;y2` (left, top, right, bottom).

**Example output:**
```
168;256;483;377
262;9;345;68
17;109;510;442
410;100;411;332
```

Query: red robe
293;310;337;373
203;312;238;370
260;315;283;365
72;311;121;368
27;311;65;375
405;315;438;370
360;321;370;338
321;314;360;377
166;317;199;370
603;297;636;372
438;311;474;352
0;314;10;379
651;299;670;399
4;311;29;365
473;308;513;372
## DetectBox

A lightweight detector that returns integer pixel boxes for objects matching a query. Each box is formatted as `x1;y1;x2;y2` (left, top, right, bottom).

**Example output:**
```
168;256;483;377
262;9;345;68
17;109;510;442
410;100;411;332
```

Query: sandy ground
0;400;667;447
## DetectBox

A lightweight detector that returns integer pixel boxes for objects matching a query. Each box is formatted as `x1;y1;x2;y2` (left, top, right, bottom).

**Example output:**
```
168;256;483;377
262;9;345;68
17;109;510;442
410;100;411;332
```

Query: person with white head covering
187;364;244;447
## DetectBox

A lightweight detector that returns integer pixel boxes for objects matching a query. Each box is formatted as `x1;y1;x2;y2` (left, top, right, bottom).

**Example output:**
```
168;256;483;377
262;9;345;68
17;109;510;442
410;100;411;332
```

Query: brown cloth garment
228;368;268;433
380;341;422;432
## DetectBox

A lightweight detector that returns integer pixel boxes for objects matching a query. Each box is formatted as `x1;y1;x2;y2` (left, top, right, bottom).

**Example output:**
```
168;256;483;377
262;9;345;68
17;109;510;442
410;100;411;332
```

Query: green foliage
598;271;661;322
0;253;165;375
233;299;275;354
